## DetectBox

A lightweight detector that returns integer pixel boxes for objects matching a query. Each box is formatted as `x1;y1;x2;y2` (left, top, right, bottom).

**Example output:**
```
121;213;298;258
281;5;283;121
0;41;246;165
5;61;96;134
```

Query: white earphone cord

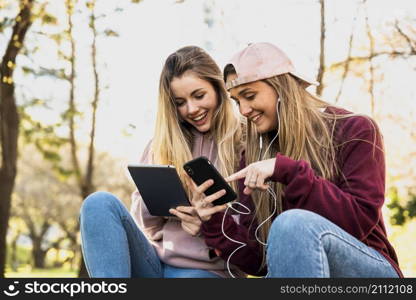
222;99;281;278
222;188;277;278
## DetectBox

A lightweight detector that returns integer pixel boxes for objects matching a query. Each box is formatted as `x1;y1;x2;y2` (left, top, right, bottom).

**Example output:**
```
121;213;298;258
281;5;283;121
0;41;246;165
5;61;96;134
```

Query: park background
0;0;415;277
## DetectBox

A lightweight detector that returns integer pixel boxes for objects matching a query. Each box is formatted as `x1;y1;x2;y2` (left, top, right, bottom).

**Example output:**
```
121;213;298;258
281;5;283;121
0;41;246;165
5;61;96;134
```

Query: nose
239;101;253;118
187;100;199;115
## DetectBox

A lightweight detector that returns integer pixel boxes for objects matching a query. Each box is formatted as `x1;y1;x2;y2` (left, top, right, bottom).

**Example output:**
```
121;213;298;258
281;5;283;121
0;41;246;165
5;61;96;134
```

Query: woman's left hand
225;158;276;195
169;206;202;237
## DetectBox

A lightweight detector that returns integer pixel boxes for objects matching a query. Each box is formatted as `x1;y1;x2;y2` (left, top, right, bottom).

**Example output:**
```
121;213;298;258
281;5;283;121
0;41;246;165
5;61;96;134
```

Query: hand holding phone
185;178;229;222
183;156;237;206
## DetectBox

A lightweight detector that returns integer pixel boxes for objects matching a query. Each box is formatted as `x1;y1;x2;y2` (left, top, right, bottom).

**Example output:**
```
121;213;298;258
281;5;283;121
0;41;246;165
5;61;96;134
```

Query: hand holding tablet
127;156;237;217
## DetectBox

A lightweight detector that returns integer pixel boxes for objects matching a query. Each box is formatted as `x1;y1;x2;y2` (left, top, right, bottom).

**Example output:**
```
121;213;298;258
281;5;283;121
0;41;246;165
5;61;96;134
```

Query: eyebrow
231;87;253;100
239;88;254;96
174;88;204;101
190;88;204;97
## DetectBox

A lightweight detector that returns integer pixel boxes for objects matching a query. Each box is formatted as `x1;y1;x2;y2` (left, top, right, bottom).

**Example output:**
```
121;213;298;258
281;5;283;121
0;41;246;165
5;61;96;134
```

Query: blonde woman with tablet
80;46;244;278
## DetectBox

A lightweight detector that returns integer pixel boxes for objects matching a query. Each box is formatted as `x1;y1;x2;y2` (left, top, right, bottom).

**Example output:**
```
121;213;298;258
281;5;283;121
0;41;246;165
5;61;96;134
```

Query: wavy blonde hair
151;46;243;197
225;66;382;271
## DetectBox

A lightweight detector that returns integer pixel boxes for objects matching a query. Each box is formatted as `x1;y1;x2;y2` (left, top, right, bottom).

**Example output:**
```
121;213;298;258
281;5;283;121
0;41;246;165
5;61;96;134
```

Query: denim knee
80;191;120;217
268;209;322;243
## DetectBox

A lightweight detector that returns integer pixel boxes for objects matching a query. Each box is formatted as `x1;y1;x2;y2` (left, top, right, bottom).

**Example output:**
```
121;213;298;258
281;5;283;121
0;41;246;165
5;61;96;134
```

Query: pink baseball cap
224;42;319;90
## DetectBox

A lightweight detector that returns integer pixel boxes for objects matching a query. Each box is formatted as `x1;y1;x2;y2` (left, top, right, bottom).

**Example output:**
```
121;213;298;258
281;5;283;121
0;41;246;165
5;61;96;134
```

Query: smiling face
171;71;218;133
227;73;279;134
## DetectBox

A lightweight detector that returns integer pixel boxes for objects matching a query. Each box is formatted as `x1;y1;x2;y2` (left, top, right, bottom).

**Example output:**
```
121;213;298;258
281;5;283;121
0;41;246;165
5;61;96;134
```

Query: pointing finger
225;167;248;182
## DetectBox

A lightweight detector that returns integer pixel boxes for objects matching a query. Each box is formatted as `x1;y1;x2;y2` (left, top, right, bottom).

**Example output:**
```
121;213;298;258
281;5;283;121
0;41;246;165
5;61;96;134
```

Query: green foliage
6;243;32;268
36;146;61;163
103;29;119;37
60;107;83;122
19;105;70;178
53;165;75;181
21;66;68;80
0;17;14;33
387;187;416;226
40;13;58;25
407;193;416;219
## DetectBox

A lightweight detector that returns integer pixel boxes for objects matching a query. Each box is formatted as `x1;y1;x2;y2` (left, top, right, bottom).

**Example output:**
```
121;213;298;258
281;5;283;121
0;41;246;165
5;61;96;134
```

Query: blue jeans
266;209;399;277
80;191;221;278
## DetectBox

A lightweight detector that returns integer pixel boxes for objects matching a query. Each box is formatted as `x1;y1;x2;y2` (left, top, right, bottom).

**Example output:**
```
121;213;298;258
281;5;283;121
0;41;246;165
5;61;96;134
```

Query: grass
383;207;416;277
5;266;77;278
387;220;416;277
5;214;416;278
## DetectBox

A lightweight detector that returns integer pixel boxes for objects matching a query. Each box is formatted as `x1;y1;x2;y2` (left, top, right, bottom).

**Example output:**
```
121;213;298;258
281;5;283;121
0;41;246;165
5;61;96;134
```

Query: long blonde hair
246;74;342;248
151;46;243;197
225;66;382;271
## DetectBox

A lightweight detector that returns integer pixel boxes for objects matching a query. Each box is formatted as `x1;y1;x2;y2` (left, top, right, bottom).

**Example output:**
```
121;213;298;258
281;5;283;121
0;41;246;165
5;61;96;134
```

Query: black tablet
127;164;190;216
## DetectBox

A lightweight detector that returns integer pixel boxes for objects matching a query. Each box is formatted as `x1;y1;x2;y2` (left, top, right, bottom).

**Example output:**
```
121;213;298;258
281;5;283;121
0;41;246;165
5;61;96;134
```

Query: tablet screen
127;164;190;216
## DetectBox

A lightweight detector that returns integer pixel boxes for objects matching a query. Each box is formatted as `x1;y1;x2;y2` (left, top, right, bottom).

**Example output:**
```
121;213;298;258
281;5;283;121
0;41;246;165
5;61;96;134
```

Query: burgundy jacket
201;107;403;277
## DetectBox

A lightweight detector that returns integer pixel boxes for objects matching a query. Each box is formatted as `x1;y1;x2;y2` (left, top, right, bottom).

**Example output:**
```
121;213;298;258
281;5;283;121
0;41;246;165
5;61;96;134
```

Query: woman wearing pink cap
189;42;402;278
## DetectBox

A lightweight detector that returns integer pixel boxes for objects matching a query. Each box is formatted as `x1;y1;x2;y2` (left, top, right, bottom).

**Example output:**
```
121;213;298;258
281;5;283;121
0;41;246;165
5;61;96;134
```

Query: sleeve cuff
270;153;299;184
201;212;226;233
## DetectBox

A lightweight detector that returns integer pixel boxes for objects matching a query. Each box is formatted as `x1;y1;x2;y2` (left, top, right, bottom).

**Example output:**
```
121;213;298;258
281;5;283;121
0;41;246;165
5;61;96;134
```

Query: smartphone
183;156;237;206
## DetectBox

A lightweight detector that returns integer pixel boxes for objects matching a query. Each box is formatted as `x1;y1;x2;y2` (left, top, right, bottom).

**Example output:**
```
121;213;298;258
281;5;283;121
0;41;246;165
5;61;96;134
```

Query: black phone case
183;156;237;205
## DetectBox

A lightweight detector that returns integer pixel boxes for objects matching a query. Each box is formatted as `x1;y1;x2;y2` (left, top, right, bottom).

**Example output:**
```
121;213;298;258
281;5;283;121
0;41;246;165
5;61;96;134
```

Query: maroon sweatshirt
201;107;403;277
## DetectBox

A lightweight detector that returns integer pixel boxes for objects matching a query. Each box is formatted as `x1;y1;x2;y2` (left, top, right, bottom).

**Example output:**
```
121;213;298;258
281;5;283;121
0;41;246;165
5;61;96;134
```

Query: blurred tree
10;143;134;271
328;15;416;102
363;0;376;116
334;2;360;103
6;0;143;277
0;0;35;278
6;217;28;271
387;187;416;226
316;0;326;96
326;7;416;224
8;227;21;272
63;0;123;277
68;0;141;200
385;112;416;225
12;148;70;269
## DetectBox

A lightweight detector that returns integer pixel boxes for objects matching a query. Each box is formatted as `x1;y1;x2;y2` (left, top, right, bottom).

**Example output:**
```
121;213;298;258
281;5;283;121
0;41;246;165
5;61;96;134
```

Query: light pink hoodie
129;130;245;278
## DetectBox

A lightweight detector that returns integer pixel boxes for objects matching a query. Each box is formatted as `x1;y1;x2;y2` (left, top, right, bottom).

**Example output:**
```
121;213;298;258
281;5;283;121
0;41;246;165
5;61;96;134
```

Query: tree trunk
31;238;47;269
335;3;360;103
25;218;51;270
0;0;34;278
77;0;101;278
364;0;376;117
0;174;16;276
316;0;326;96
